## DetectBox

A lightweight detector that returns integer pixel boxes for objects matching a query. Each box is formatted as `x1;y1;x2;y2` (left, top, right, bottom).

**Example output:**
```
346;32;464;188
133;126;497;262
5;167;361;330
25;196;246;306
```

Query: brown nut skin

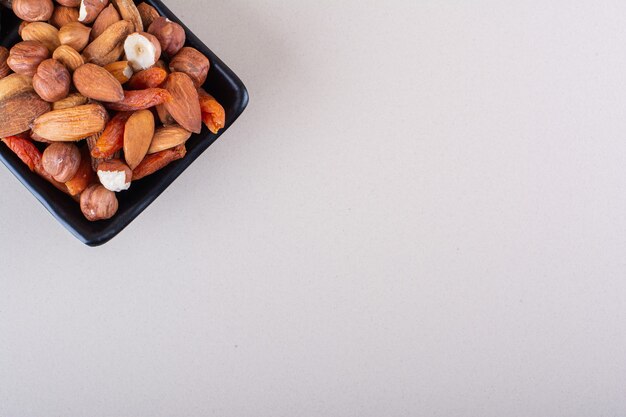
32;58;71;102
42;142;81;182
52;45;84;72
137;2;159;29
56;0;81;6
80;184;119;221
78;0;110;24
91;4;120;40
58;22;91;52
12;0;54;22
49;6;79;28
0;47;10;79
7;41;49;76
169;47;209;88
148;16;185;57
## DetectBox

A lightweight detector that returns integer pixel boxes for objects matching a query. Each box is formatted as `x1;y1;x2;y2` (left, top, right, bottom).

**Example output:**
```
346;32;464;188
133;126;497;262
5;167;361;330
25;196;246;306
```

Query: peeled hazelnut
137;3;160;33
97;159;132;192
49;6;79;28
52;45;84;72
148;17;185;57
169;47;209;88
56;0;81;6
58;22;91;52
0;47;10;79
21;22;60;53
7;41;49;76
91;4;120;40
12;0;54;22
80;184;118;221
42;142;81;182
78;0;109;24
124;32;161;71
33;59;71;102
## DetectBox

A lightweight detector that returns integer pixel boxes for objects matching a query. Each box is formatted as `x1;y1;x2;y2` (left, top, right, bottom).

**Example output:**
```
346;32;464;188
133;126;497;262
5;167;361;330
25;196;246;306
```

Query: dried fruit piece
105;88;171;111
0;73;33;102
21;22;60;53
7;41;49;76
52;45;84;72
52;92;88;110
148;124;191;154
90;111;131;158
58;21;91;52
73;63;124;102
0;47;10;79
110;0;142;32
133;144;186;180
97;159;132;192
32;58;71;102
49;5;79;28
137;2;159;29
12;0;54;22
127;67;167;89
42;142;81;182
0;91;51;137
78;0;109;24
198;88;226;134
91;4;120;39
124;31;161;70
169;47;209;88
148;16;185;57
104;60;133;84
65;147;95;196
123;109;154;169
80;184;118;220
82;19;133;66
162;72;201;133
32;103;108;141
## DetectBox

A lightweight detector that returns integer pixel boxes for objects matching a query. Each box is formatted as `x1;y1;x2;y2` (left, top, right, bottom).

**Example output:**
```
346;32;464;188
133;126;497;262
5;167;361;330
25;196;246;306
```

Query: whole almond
52;45;84;72
58;21;91;52
0;47;10;79
49;6;79;28
110;0;143;32
162;72;202;134
0;91;51;137
21;22;60;53
123;109;154;169
148;125;192;154
52;92;88;110
0;73;34;102
137;2;159;29
78;0;110;24
104;60;133;84
82;19;133;66
91;4;120;40
32;103;108;141
7;41;49;76
73;63;124;102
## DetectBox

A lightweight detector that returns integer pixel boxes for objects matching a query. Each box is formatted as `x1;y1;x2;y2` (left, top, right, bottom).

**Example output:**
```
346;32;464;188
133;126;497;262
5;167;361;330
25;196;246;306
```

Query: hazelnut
137;2;160;30
91;4;120;40
169;47;210;88
58;22;91;53
78;0;109;24
33;59;71;102
56;0;81;6
0;47;10;79
80;184;119;221
42;142;81;182
49;6;79;29
124;32;161;71
148;17;185;57
12;0;54;22
7;41;49;76
97;159;132;192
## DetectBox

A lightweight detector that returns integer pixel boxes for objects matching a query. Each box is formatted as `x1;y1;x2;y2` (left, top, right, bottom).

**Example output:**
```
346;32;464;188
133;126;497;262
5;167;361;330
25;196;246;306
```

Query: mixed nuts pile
0;0;226;221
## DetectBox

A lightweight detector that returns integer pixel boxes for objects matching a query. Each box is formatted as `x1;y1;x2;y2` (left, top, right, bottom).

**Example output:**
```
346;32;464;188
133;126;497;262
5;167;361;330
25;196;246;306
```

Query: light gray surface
2;1;626;415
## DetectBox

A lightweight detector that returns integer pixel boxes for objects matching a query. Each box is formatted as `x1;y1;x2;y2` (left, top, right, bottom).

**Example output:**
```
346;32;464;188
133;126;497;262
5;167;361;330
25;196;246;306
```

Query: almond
32;103;108;141
111;0;143;32
123;109;154;169
52;92;88;110
52;45;84;72
104;60;133;84
137;2;159;29
91;4;121;39
148;124;192;154
0;73;33;102
21;22;60;53
82;19;133;66
58;21;91;52
0;91;51;137
73;63;124;102
162;72;202;134
0;47;10;79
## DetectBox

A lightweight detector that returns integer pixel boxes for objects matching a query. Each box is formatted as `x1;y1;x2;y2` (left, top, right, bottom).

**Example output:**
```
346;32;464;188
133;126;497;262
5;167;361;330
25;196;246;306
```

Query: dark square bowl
0;0;248;246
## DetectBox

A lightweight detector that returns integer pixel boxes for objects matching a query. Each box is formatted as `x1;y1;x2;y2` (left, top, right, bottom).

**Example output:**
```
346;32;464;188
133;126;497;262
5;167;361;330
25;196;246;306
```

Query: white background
2;1;626;415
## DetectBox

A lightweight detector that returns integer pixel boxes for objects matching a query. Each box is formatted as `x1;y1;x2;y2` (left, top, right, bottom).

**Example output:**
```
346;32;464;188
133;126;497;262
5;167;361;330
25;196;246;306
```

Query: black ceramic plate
0;1;248;246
